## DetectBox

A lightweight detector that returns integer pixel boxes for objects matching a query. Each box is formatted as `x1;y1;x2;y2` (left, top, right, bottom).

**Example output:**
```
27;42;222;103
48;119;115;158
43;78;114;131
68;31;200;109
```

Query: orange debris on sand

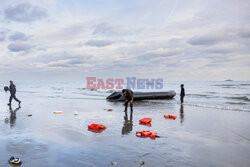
136;131;158;139
88;124;106;130
164;115;177;119
139;118;152;124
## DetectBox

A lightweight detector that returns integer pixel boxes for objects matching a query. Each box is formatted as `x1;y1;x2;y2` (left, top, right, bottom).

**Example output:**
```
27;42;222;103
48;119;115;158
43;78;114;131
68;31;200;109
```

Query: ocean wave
50;87;64;91
186;94;220;98
226;96;250;102
184;103;250;112
205;91;218;94
213;84;236;87
240;84;250;86
226;102;247;105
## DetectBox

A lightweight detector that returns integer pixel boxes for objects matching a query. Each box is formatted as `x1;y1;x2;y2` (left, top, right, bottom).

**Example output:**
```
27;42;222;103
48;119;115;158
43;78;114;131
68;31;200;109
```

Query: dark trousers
124;100;133;111
9;94;20;104
180;96;184;103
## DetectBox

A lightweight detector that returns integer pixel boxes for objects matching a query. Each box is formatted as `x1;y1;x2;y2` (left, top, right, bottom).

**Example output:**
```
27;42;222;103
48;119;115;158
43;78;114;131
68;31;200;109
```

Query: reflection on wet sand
122;102;133;135
180;104;184;124
6;106;21;128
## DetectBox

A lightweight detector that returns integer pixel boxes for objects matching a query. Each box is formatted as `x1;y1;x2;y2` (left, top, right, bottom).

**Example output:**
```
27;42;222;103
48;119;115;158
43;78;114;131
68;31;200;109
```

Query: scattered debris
140;161;145;165
136;131;158;139
111;161;118;166
139;118;152;124
9;156;21;165
74;111;78;115
88;124;107;133
107;109;113;112
164;115;177;119
88;124;106;130
27;114;32;117
53;111;63;114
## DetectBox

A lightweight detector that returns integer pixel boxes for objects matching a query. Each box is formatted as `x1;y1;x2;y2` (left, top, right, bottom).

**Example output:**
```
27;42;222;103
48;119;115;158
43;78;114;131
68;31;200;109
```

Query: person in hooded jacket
8;81;21;106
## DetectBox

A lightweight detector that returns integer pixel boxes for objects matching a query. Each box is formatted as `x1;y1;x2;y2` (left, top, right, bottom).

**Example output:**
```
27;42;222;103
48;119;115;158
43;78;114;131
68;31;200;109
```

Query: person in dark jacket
122;89;133;111
180;84;185;103
8;81;21;106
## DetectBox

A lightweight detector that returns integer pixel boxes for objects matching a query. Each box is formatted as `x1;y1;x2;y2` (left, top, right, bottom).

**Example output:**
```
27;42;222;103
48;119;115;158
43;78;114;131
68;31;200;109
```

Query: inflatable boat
106;90;176;101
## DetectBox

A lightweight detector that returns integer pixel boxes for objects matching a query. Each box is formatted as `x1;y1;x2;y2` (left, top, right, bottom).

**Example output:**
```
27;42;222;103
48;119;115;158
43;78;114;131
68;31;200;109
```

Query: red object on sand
136;131;158;138
139;118;152;124
164;115;177;119
88;124;106;130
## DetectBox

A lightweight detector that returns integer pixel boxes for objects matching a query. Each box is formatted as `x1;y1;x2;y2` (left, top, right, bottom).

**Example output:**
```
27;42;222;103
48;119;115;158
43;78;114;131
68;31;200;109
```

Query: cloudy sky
0;0;249;81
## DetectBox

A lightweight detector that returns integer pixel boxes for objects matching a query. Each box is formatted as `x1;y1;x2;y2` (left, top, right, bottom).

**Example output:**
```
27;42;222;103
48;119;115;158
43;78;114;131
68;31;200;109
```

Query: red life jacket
88;124;106;130
164;115;177;119
139;118;152;124
136;131;158;138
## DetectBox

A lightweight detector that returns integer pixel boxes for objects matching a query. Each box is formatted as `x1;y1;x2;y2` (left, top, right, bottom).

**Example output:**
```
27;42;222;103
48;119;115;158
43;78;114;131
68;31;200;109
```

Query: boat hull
106;90;176;101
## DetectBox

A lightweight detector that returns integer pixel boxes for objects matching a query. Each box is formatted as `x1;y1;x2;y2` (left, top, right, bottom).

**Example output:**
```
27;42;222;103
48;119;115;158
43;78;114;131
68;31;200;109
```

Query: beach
0;81;250;167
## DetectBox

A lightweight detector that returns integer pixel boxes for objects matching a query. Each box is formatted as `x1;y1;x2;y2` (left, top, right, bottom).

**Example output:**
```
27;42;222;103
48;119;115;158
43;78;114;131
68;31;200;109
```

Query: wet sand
0;92;250;167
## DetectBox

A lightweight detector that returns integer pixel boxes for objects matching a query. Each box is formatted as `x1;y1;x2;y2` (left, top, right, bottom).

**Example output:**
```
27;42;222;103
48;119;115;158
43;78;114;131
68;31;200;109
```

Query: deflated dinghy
106;90;176;101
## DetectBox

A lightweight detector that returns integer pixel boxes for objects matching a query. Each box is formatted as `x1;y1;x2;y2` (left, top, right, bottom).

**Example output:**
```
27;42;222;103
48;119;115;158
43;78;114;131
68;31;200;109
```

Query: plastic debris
53;111;63;114
9;156;21;164
111;161;118;165
140;161;145;165
164;115;177;119
139;118;152;124
88;124;107;133
136;131;158;139
88;124;106;130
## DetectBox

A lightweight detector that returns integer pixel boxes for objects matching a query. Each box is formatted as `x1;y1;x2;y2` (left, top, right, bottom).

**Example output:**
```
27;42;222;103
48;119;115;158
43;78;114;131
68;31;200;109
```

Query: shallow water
0;81;250;167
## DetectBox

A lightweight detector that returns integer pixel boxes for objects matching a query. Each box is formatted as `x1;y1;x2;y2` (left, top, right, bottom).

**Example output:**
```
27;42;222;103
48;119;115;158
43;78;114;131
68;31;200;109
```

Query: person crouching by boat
180;84;185;104
122;89;133;111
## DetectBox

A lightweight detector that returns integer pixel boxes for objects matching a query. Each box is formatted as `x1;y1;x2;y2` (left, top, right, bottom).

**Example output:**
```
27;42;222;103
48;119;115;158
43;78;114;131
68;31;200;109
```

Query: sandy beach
0;81;250;167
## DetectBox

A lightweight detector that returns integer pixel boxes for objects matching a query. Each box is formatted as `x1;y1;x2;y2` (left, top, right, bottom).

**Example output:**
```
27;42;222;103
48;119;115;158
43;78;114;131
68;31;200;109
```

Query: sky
0;0;250;81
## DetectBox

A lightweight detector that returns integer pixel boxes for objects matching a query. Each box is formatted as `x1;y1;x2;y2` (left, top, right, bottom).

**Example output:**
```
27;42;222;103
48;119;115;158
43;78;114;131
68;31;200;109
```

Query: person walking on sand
7;80;21;106
180;84;185;103
122;89;133;110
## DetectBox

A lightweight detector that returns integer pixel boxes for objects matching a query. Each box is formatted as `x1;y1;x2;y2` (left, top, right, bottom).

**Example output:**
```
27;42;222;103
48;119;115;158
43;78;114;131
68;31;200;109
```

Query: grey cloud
188;34;221;46
0;29;10;41
9;32;29;41
85;39;113;47
136;50;181;61
8;42;34;52
5;3;47;22
47;59;87;68
187;29;237;46
93;22;132;36
0;32;6;41
238;28;250;38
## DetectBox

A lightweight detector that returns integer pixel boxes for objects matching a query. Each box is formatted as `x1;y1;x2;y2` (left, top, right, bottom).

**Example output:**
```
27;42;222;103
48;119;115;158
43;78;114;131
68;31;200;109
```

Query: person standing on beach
122;89;133;110
180;84;185;103
8;81;21;106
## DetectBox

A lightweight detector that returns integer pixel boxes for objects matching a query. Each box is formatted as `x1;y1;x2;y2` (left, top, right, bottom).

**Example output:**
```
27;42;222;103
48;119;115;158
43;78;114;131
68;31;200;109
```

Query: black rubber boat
106;90;176;101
